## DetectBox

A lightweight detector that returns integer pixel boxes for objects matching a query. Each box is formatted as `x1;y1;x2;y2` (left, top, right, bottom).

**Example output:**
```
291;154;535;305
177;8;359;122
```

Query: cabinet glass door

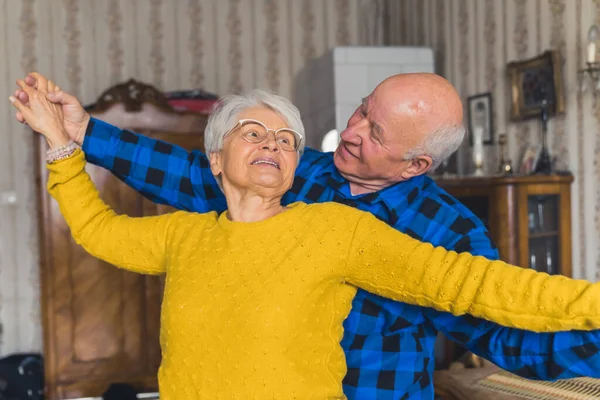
527;195;559;274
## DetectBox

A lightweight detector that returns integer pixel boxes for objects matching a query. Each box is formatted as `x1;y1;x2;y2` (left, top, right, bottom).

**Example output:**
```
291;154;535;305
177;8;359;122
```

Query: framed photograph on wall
506;50;565;121
466;92;494;145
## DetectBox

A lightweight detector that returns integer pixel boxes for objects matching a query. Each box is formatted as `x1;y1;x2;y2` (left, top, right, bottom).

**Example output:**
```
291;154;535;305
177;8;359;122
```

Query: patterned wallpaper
387;0;598;283
0;0;385;356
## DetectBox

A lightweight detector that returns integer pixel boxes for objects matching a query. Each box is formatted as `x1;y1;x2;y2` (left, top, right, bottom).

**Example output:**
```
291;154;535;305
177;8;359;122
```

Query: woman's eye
279;138;290;145
247;131;259;137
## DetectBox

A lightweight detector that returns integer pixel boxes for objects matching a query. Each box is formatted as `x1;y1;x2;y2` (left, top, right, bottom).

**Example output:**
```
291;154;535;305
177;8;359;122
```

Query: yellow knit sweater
48;151;600;399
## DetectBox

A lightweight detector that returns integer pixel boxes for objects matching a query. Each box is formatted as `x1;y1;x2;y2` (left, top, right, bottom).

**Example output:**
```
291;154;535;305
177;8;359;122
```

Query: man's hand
14;72;90;145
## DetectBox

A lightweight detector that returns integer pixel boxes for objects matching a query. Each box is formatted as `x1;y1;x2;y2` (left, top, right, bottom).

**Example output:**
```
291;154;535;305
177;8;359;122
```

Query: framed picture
466;92;494;145
520;144;542;175
506;50;565;121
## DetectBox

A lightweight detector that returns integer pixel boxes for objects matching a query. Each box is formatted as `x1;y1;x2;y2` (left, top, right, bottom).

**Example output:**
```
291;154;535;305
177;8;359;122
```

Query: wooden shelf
529;231;559;239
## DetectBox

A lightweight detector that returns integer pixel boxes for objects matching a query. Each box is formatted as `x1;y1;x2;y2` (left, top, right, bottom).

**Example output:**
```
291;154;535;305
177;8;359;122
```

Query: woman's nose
261;132;280;152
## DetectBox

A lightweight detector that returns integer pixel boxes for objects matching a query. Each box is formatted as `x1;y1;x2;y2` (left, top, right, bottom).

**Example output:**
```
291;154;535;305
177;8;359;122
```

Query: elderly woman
10;81;600;399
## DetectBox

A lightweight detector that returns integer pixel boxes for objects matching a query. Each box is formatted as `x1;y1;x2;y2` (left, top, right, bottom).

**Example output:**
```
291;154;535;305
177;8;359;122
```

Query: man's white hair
204;89;305;156
403;124;466;170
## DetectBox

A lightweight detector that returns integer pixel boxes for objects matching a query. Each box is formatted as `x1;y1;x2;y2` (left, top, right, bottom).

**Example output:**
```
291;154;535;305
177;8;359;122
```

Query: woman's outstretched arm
344;212;600;332
11;76;189;274
47;150;187;274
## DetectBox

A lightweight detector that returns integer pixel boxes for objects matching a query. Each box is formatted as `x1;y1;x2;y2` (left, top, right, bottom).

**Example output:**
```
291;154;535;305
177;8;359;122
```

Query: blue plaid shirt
83;117;600;399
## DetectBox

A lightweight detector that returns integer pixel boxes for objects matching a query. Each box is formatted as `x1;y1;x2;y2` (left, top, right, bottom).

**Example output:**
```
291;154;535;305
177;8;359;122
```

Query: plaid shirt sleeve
81;117;227;213
424;226;600;380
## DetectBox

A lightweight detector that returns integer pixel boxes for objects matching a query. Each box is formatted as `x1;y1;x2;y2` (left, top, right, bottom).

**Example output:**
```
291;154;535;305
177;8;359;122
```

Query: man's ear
400;155;433;180
208;152;222;177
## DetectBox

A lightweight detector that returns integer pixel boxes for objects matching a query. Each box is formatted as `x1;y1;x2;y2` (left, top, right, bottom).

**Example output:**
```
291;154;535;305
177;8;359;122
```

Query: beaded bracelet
46;141;80;164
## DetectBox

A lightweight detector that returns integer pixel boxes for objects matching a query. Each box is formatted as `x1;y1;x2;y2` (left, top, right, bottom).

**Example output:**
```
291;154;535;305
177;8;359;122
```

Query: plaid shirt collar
322;166;425;225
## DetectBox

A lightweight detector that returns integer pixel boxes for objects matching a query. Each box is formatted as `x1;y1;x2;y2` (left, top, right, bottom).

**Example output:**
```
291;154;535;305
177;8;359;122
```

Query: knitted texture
47;150;600;399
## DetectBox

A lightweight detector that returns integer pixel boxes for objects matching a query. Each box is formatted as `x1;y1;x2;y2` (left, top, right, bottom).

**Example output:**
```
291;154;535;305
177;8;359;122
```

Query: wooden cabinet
35;80;208;399
435;174;573;277
432;174;573;370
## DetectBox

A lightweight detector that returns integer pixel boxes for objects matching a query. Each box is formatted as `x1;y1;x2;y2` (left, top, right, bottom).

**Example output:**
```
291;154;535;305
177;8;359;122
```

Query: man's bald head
376;73;464;132
333;73;466;194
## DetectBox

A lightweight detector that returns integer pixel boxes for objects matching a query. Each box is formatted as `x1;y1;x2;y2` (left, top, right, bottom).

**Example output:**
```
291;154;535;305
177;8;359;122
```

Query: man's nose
339;125;363;145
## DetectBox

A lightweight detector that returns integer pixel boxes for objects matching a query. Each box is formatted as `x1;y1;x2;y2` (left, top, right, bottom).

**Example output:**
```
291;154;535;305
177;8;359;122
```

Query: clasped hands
9;72;90;150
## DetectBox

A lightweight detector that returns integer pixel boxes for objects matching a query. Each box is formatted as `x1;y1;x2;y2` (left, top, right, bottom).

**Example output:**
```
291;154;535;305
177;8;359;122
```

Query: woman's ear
209;152;222;177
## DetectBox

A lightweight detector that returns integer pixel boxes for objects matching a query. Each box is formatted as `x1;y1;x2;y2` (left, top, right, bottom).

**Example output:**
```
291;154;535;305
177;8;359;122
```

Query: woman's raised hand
9;74;70;149
14;72;90;145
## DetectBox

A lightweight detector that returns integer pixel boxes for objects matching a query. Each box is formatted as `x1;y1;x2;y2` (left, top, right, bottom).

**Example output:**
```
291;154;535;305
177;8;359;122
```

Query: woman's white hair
404;123;466;170
204;89;306;156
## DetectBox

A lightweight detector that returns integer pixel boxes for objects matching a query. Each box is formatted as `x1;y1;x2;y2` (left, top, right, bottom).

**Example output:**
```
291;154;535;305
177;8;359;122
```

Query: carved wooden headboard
87;78;209;143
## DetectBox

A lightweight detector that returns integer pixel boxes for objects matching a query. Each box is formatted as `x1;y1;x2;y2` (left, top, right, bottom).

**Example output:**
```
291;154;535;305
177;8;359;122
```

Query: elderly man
17;72;600;399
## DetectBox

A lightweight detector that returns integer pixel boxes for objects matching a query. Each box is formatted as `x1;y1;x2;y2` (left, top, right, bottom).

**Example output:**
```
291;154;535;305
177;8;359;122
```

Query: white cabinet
294;46;435;150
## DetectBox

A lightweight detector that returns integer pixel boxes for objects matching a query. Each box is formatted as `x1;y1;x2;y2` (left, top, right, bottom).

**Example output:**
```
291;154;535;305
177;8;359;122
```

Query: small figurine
498;133;513;175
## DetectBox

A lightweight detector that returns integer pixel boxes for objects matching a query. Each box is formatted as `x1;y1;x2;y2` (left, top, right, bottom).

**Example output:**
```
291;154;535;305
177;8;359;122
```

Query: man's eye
371;130;382;143
360;109;367;117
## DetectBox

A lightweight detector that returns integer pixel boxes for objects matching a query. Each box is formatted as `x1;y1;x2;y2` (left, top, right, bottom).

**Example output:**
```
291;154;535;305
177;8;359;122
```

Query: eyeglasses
225;119;302;152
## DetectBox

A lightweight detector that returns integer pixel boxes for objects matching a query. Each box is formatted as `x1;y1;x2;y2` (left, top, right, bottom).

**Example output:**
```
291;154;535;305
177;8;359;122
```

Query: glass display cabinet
432;174;573;370
434;174;573;276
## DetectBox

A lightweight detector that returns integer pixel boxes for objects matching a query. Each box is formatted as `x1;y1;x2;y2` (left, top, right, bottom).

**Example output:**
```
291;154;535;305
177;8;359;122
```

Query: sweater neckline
217;201;307;231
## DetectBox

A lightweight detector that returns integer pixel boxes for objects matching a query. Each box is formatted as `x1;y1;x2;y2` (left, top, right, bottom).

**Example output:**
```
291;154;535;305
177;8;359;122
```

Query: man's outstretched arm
16;72;226;213
82;117;227;213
